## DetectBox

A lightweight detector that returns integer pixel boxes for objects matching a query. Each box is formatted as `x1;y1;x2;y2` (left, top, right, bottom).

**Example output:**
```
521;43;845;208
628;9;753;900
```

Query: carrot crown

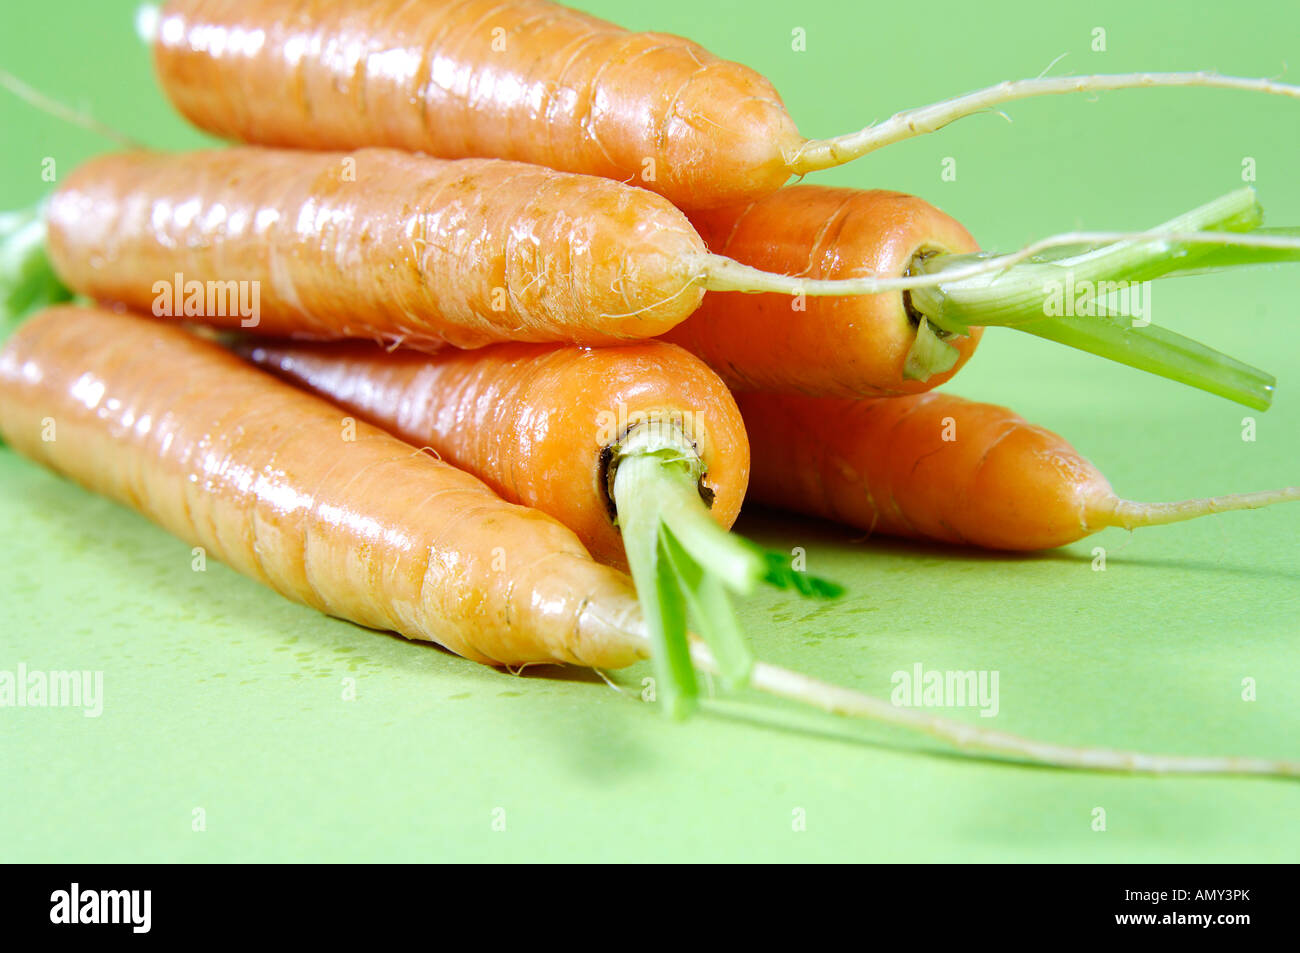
608;419;841;718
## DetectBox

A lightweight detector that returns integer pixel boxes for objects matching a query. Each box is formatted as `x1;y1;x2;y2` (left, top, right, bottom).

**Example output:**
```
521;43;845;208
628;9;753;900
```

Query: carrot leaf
752;547;846;599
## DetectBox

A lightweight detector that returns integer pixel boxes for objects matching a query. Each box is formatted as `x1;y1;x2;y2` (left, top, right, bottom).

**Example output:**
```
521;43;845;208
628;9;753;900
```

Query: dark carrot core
598;443;619;524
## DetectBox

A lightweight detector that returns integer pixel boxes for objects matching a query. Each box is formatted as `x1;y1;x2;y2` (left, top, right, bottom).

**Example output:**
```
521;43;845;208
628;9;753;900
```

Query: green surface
2;0;1299;862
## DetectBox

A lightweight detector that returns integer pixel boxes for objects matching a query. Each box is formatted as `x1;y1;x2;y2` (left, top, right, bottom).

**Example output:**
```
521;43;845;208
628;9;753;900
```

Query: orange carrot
45;148;707;349
238;338;749;570
738;390;1300;550
666;186;983;397
0;305;648;668
145;0;1300;209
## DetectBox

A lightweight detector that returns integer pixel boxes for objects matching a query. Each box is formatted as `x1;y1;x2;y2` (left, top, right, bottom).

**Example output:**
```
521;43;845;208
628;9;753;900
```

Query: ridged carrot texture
238;339;749;569
45;148;707;350
738;390;1300;551
0;305;648;669
665;186;984;397
146;0;1300;209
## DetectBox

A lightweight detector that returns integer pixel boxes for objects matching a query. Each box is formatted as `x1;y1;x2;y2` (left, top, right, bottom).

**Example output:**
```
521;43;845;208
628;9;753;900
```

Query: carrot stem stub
609;422;756;717
608;420;842;717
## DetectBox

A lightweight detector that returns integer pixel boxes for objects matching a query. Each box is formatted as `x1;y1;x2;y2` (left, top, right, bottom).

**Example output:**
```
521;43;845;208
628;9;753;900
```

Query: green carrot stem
904;188;1291;406
610;424;760;706
902;317;960;381
1021;315;1274;410
609;420;842;715
1151;227;1300;275
909;188;1262;330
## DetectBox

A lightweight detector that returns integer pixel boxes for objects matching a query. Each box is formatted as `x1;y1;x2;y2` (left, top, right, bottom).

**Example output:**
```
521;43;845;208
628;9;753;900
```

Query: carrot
737;390;1300;551
45;147;706;349
3;306;1296;776
0;305;647;669
235;338;748;570
32;147;1300;407
666;186;984;397
669;184;1300;403
142;0;1300;209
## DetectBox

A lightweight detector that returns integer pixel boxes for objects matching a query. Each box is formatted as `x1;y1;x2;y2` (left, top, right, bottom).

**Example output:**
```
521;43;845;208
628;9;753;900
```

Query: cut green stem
610;420;841;717
908;188;1263;329
1021;315;1275;410
901;188;1299;407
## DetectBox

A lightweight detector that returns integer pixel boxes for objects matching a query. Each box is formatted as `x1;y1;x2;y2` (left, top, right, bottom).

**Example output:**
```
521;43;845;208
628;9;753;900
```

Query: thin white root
591;667;627;695
0;69;146;150
1109;487;1300;529
686;643;1299;777
697;230;1300;299
789;71;1300;173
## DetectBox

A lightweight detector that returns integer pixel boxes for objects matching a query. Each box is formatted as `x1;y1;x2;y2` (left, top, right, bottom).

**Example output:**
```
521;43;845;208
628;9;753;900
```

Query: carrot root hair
788;70;1300;174
0;68;146;149
1106;486;1300;530
683;646;1300;778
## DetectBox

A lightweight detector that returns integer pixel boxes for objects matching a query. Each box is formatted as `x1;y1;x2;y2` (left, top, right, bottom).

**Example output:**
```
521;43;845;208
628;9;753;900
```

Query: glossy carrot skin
153;0;801;209
46;148;705;349
737;390;1115;550
240;339;749;569
0;306;647;668
664;186;983;397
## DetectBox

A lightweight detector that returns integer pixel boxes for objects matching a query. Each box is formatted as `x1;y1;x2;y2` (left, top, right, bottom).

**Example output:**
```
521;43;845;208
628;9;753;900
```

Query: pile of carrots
3;0;1300;776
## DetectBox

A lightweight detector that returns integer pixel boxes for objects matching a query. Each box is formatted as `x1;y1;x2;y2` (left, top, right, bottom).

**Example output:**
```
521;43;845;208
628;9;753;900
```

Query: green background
2;0;1298;862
